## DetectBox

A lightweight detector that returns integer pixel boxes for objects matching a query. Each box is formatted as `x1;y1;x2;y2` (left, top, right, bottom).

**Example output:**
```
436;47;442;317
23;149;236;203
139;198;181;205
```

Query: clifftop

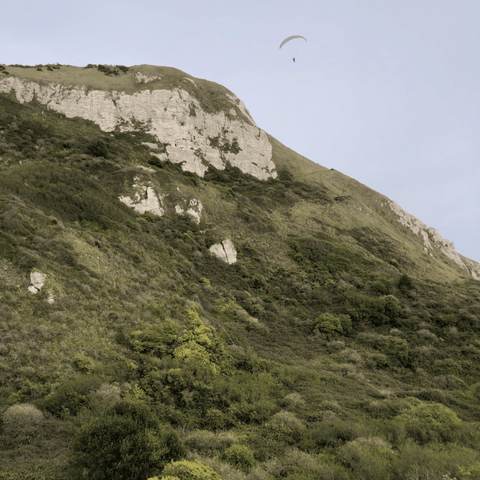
0;64;275;179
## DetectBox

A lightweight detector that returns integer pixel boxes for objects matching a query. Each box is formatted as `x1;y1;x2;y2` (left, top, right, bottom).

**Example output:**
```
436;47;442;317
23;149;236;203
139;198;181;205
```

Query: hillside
1;63;480;480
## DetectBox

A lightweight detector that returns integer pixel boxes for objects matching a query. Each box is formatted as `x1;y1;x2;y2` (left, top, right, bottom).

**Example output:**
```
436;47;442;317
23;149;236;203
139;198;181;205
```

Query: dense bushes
153;460;223;480
73;401;186;480
43;375;103;418
2;403;43;444
396;402;462;444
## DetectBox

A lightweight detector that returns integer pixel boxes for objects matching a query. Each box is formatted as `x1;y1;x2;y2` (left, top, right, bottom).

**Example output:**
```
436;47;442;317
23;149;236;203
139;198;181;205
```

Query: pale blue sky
2;0;479;263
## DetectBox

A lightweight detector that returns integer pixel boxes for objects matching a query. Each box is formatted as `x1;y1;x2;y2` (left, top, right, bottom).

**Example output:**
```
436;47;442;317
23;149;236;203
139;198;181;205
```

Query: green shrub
73;401;186;480
314;313;352;339
184;430;236;455
396;402;462;444
220;444;256;472
73;354;95;373
398;274;415;293
160;460;223;480
306;416;358;449
263;448;319;479
43;374;102;417
2;403;43;444
130;320;180;357
357;333;409;364
264;411;305;444
337;437;394;480
86;138;109;157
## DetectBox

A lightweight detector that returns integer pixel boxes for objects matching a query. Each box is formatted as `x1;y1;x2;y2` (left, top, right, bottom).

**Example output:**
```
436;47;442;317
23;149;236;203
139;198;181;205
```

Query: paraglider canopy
279;35;307;63
279;35;307;49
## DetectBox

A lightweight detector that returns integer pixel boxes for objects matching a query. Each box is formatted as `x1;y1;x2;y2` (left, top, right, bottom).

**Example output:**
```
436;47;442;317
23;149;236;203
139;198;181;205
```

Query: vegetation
1;71;480;480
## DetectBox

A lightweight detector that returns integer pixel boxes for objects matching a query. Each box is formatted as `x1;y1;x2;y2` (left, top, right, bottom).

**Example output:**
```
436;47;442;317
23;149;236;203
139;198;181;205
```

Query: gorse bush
314;312;352;339
43;375;102;418
73;401;186;480
2;403;43;444
220;444;256;472
264;411;305;444
397;402;462;444
72;354;95;374
184;430;237;455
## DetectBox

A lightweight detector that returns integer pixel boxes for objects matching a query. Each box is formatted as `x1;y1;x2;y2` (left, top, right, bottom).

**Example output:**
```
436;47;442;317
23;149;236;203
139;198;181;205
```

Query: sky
2;0;479;263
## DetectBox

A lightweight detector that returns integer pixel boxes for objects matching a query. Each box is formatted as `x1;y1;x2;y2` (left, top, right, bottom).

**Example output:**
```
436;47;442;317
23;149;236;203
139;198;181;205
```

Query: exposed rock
0;76;276;180
462;256;480;281
389;201;472;274
119;179;165;216
209;239;237;264
139;165;155;172
134;72;161;84
175;198;203;224
28;272;46;293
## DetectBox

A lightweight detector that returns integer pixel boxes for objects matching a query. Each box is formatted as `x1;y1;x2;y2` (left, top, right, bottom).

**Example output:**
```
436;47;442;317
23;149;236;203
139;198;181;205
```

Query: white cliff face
389;201;480;278
0;75;276;180
209;239;237;264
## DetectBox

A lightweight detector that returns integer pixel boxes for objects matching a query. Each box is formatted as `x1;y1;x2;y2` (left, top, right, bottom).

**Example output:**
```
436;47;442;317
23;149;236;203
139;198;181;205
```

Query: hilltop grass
2;63;251;121
1;89;480;479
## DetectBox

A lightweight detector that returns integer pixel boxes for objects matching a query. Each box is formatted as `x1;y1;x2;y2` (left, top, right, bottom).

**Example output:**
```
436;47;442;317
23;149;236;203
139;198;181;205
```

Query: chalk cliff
0;71;276;180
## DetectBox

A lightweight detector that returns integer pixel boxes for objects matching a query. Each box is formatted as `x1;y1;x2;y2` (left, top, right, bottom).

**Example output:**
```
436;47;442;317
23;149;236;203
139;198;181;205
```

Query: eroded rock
175;198;203;224
0;75;276;180
209;239;237;264
28;272;46;293
389;201;470;272
119;179;165;216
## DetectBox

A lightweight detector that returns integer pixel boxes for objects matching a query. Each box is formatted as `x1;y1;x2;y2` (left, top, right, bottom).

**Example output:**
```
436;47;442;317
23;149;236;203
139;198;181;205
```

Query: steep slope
1;63;477;282
1;64;480;480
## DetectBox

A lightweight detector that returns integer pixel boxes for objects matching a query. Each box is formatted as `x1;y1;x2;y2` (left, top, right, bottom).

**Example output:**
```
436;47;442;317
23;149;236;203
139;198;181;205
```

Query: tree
72;401;186;480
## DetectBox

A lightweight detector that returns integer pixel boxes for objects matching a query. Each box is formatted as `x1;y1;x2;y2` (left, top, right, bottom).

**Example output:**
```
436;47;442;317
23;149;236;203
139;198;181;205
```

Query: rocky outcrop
28;272;46;293
0;75;276;180
118;179;165;216
119;178;204;223
175;198;203;224
389;201;480;278
209;239;237;264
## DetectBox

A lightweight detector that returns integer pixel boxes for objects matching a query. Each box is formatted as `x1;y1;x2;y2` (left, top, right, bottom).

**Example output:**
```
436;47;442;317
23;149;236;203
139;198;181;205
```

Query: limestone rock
119;179;165;216
28;272;46;293
209;239;237;264
134;72;161;84
175;198;203;224
389;201;471;273
0;75;276;180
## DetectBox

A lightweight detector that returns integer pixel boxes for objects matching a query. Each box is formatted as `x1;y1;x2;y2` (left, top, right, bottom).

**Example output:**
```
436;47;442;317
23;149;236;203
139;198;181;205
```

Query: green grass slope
1;67;480;480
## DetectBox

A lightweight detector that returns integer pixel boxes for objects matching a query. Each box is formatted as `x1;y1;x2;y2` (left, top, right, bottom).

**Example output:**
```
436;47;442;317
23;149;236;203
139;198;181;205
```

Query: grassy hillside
1;70;480;480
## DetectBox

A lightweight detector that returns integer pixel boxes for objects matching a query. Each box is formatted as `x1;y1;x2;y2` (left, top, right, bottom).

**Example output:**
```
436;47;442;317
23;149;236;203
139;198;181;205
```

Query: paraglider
279;35;307;62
